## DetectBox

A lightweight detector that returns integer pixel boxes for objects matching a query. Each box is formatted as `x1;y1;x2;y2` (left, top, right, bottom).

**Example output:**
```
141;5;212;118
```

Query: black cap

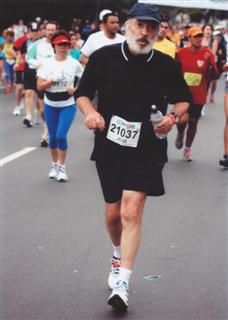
127;3;161;24
28;22;39;31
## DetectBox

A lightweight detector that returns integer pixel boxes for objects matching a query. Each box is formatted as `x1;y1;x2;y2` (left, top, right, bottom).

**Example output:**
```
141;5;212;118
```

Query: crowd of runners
1;3;228;311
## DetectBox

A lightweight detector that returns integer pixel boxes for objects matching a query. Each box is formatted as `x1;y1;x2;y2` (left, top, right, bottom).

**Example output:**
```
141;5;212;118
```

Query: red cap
52;35;71;45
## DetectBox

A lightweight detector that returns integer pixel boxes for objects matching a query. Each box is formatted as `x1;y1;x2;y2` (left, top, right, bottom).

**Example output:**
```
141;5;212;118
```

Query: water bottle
150;105;167;139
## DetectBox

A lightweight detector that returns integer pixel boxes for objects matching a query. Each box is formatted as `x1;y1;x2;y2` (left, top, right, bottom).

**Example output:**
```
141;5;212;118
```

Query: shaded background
0;0;227;31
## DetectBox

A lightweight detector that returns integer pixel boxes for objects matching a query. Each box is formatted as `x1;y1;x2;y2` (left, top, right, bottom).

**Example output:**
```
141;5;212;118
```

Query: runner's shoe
108;256;121;290
219;155;228;168
108;280;128;311
201;106;206;117
183;148;192;161
48;163;58;179
175;133;184;149
40;138;48;148
57;165;68;182
20;101;24;110
23;118;33;128
13;106;21;115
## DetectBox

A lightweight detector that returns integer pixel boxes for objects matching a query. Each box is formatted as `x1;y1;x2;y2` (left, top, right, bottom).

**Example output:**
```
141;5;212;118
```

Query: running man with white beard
76;3;192;310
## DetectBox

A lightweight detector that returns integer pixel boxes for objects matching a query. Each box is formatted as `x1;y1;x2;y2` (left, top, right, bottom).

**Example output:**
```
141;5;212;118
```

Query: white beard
125;23;155;55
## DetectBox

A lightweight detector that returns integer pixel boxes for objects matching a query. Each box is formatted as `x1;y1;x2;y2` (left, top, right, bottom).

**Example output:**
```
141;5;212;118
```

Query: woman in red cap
37;30;83;181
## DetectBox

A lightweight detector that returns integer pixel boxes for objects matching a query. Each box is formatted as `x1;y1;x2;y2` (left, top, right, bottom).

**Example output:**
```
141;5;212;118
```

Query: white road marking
0;147;37;167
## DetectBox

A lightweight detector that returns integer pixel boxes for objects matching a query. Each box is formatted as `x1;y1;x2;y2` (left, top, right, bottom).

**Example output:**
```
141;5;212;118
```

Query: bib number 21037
107;115;141;148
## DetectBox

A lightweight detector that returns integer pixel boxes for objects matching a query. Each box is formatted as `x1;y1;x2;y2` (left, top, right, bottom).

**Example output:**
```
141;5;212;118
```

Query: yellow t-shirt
153;38;176;59
3;42;14;60
167;32;180;47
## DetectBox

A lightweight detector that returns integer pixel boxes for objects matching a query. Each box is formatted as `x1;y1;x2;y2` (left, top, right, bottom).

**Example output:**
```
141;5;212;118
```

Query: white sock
41;134;48;140
112;244;121;259
118;267;132;285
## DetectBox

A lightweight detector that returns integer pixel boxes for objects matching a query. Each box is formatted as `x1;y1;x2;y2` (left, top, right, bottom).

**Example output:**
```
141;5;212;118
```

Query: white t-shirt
27;38;54;70
81;31;125;58
37;56;84;107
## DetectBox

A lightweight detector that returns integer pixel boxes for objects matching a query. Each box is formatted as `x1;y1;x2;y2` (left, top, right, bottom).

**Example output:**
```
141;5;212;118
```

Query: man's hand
223;64;228;72
154;114;175;135
85;111;105;130
67;87;75;96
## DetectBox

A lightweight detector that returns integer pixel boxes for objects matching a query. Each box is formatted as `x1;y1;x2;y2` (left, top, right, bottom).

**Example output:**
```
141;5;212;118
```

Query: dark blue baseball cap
127;3;161;24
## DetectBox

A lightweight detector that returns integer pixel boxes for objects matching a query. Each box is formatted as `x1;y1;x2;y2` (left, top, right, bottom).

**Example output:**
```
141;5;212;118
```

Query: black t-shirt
76;41;192;167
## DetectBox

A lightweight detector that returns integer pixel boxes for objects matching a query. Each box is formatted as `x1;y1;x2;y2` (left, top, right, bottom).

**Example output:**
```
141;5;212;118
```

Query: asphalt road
0;78;227;320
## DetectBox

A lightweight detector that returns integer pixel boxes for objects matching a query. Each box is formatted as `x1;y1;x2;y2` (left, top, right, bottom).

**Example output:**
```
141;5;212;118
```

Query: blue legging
44;103;76;151
3;59;14;84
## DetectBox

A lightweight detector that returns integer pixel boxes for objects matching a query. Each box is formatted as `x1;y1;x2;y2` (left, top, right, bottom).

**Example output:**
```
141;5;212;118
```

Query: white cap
214;24;225;30
99;9;112;22
213;30;221;36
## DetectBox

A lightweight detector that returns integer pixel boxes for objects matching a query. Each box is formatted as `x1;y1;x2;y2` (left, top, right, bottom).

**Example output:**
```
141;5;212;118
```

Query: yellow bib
184;72;202;86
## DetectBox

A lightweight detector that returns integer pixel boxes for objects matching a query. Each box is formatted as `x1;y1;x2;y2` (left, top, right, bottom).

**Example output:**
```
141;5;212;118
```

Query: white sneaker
48;163;58;179
108;257;121;290
108;280;129;311
57;165;68;182
13;106;21;115
201;106;206;117
20;101;24;110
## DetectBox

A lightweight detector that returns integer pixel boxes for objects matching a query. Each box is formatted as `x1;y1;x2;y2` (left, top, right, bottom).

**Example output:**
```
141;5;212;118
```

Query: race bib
52;71;74;92
107;115;141;148
184;72;202;86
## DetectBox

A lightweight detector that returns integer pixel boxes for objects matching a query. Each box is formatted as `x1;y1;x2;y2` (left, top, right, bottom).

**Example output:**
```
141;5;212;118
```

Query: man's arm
170;101;189;118
80;54;89;65
154;102;189;135
76;96;105;130
26;40;42;69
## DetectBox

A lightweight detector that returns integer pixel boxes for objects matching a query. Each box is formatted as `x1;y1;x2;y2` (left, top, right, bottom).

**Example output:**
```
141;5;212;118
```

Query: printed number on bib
107;115;141;148
184;72;202;86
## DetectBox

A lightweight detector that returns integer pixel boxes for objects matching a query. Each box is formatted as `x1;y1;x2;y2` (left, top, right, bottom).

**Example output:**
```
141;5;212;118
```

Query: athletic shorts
187;103;203;120
225;80;228;95
24;64;37;91
15;70;24;84
96;161;165;203
37;90;45;100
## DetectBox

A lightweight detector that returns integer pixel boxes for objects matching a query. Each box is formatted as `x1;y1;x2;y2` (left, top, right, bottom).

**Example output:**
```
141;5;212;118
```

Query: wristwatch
170;112;179;123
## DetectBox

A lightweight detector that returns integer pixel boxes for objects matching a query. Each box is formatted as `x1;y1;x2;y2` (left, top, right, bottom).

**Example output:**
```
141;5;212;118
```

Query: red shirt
177;47;218;105
13;34;28;71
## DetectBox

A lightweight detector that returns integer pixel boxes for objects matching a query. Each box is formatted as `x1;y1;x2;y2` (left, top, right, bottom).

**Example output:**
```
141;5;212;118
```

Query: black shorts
37;90;45;100
15;70;24;84
187;103;203;120
24;64;37;91
96;161;165;203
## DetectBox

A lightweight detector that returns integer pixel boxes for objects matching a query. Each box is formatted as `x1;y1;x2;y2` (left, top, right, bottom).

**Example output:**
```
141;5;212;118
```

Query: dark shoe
23;118;33;128
219;155;228;168
40;139;48;147
175;133;184;149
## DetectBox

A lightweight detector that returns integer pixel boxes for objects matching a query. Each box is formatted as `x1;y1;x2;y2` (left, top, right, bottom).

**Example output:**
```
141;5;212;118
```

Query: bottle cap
151;105;158;113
